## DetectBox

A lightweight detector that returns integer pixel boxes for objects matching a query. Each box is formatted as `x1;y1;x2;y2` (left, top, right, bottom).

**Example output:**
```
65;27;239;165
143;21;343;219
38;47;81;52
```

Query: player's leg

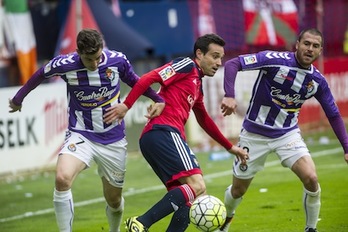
54;153;86;232
276;129;320;231
97;137;127;232
166;173;206;231
216;177;253;232
291;156;320;231
217;129;269;232
102;178;124;232
125;128;200;232
54;131;92;232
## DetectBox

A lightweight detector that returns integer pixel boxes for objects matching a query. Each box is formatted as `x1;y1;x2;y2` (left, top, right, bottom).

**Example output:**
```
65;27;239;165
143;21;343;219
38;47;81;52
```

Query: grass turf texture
0;130;347;232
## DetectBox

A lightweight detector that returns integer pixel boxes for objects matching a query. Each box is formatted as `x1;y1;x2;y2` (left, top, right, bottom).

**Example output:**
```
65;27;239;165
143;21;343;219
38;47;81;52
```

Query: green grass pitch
0;130;347;232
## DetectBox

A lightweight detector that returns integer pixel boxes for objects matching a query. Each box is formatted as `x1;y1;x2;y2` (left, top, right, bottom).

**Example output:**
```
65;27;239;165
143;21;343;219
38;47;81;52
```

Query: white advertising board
0;82;67;175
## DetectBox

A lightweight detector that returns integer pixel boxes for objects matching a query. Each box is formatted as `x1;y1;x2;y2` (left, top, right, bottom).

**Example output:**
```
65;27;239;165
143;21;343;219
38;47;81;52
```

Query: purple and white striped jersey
237;50;339;138
42;50;142;144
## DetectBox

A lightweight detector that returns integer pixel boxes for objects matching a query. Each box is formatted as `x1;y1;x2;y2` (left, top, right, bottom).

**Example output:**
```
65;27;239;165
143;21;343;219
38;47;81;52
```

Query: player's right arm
8;67;46;113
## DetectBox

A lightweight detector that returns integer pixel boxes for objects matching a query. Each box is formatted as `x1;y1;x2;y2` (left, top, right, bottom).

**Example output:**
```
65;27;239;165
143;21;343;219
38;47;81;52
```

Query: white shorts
233;128;310;179
59;130;128;188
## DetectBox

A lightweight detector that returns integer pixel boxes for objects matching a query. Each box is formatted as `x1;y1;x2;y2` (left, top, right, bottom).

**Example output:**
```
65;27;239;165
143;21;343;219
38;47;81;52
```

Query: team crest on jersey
105;68;115;81
68;144;76;152
306;81;314;93
243;55;257;65
159;66;176;81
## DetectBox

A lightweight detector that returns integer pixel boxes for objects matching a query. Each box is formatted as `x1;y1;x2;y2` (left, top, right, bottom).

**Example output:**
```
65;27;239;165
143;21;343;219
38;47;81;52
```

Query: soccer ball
190;195;226;232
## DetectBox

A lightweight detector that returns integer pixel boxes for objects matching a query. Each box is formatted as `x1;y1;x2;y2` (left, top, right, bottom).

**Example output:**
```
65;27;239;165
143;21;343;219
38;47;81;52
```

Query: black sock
138;184;195;229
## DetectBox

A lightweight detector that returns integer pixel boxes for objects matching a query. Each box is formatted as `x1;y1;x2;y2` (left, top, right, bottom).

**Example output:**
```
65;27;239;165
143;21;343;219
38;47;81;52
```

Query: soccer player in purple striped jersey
103;33;249;232
8;28;164;232
217;28;348;232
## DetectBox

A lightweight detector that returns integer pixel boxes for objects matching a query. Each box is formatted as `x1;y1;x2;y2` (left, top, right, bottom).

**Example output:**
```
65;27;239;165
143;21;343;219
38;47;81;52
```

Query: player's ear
196;49;203;60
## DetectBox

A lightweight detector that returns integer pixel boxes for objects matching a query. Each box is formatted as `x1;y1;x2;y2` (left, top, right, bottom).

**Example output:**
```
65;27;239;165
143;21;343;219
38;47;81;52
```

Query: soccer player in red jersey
103;33;249;232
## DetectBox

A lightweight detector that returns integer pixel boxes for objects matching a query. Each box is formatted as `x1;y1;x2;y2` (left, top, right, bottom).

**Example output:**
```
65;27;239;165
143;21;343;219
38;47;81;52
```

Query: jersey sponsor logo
285;138;306;150
81;102;98;107
243;55;257;65
159;65;176;81
270;87;305;107
265;52;291;60
74;87;116;101
280;73;294;81
110;170;125;184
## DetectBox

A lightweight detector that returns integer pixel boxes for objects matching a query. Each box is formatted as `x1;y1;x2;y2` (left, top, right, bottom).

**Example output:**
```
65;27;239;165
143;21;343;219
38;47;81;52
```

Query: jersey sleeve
117;54;164;104
192;94;233;150
123;70;162;108
224;57;242;98
12;67;46;105
156;57;195;87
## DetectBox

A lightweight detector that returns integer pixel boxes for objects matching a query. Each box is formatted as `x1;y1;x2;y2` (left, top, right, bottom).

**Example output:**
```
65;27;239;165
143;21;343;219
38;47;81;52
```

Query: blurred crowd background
1;0;348;87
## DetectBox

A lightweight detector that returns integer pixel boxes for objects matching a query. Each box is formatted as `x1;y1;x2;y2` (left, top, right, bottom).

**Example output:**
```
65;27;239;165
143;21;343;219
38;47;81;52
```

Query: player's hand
221;97;237;116
103;103;129;124
146;102;165;119
8;98;22;113
344;153;348;164
228;145;249;165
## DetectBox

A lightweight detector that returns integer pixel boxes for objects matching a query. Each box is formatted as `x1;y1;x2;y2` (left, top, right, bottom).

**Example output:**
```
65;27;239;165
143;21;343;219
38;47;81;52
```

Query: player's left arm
120;59;164;104
316;83;348;164
193;99;248;163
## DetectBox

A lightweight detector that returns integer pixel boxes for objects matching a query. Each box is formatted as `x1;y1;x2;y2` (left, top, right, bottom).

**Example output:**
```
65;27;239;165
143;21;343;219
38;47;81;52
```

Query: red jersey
124;57;232;150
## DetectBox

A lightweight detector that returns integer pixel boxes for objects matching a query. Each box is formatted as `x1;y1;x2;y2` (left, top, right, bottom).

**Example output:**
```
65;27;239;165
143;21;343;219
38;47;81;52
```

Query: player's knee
106;196;122;209
231;184;247;198
303;173;319;191
55;172;73;190
190;181;206;196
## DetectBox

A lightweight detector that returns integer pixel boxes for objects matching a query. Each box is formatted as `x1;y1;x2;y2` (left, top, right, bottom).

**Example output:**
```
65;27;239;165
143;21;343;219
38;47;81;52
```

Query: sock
303;184;321;229
106;197;124;232
53;188;74;232
167;204;191;232
166;184;195;232
224;185;243;218
138;184;195;229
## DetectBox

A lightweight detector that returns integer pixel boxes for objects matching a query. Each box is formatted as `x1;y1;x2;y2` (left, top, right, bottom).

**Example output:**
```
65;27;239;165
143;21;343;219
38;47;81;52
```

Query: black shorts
139;125;202;190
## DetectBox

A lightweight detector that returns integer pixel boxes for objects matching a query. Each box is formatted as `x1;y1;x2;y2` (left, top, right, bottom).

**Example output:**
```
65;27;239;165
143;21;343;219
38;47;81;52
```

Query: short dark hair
298;28;324;46
76;28;104;55
193;33;226;57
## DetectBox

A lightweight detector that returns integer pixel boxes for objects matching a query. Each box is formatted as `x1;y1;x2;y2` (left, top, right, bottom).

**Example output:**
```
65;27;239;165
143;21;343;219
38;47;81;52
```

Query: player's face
197;43;224;77
78;48;103;71
295;32;322;69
